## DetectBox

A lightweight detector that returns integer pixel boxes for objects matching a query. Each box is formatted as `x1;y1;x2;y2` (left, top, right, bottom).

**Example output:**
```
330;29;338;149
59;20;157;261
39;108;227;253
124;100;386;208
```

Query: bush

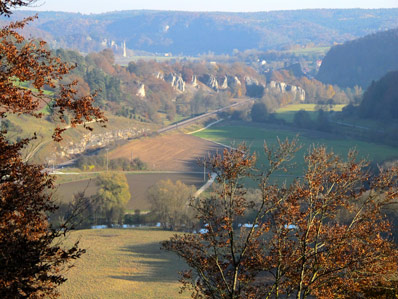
76;155;147;171
250;102;268;122
293;109;313;129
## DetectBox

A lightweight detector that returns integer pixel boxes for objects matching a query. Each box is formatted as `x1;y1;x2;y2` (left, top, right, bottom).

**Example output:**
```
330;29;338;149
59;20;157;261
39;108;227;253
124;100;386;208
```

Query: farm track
157;99;252;134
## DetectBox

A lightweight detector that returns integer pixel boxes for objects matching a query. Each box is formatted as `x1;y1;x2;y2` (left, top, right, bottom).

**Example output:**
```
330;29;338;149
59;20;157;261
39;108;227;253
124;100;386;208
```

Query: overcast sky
22;0;398;14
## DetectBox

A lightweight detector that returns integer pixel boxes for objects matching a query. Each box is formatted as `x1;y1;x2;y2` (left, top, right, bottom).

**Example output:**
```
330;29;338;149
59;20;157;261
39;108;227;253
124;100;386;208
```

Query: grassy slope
58;229;187;299
193;122;398;179
5;113;156;163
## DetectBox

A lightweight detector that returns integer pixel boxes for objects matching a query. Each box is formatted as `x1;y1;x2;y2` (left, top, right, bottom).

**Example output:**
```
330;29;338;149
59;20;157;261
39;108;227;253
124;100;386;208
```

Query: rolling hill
317;27;398;88
5;9;398;55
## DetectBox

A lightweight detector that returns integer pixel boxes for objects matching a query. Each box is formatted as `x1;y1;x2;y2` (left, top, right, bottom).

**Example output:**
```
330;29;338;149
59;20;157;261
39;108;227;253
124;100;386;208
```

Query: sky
23;0;398;14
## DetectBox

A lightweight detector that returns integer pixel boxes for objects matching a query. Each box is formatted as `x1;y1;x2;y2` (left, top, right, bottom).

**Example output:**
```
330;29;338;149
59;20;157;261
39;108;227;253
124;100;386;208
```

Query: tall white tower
123;41;127;58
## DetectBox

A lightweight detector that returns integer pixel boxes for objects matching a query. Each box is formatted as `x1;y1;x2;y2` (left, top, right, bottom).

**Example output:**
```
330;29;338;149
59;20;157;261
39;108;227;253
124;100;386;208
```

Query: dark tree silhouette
0;0;35;16
0;1;106;297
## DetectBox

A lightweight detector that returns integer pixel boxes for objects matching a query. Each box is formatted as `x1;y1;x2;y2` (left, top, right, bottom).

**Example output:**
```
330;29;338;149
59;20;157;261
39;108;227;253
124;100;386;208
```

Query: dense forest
317;27;398;88
358;71;398;120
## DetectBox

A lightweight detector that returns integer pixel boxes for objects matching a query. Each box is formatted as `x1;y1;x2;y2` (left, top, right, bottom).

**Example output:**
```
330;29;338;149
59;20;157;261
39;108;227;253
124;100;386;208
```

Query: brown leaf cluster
0;3;106;297
0;1;35;17
0;134;85;298
0;17;106;141
163;142;398;299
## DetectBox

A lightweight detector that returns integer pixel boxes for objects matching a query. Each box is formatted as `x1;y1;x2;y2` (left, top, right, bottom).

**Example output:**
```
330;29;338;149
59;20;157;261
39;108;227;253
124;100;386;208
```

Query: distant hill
317;28;398;89
358;71;398;120
5;9;398;55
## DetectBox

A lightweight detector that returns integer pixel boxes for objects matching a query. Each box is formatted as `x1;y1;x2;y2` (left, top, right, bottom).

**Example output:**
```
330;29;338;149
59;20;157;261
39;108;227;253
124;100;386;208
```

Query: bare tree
163;142;398;298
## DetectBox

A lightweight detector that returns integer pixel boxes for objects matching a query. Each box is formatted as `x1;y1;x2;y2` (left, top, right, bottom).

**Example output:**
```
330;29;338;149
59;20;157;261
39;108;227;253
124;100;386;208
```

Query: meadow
274;103;346;123
275;103;346;113
58;228;187;299
193;122;398;179
282;46;331;56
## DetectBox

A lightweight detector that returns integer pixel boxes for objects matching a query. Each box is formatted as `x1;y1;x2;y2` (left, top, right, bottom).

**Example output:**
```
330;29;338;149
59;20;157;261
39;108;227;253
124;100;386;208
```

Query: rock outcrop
199;74;219;91
219;76;228;90
136;83;146;98
191;75;198;87
59;127;150;158
165;73;186;92
279;82;287;93
233;76;241;86
155;71;164;80
208;75;219;91
269;81;306;101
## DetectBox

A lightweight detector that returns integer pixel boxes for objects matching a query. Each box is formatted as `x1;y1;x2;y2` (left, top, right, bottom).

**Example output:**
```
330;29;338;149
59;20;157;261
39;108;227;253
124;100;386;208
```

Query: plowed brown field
109;133;224;172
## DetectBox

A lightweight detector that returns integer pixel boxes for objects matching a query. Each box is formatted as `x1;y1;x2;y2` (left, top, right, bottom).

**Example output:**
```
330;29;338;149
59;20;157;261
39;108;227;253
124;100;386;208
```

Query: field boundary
194;173;217;198
187;119;224;135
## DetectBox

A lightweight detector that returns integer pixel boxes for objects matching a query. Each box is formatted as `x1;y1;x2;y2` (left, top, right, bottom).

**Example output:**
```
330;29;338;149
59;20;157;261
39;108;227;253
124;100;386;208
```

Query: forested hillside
317;28;398;88
53;48;264;123
358;71;398;120
5;9;398;55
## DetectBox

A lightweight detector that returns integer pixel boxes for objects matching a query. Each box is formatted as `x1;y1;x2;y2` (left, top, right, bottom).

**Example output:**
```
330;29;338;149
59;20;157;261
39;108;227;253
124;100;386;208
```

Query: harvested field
109;133;225;172
58;228;186;299
56;172;204;210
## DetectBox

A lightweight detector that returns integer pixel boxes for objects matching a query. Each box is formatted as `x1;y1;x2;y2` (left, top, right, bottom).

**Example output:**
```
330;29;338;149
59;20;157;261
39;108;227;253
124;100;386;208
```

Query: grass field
275;104;346;123
282;46;330;56
276;104;346;113
193;122;398;179
58;228;187;299
56;172;205;210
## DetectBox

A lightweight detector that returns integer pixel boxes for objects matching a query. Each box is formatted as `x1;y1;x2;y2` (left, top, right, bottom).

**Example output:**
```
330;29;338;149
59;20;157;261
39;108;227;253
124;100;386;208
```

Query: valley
2;3;398;298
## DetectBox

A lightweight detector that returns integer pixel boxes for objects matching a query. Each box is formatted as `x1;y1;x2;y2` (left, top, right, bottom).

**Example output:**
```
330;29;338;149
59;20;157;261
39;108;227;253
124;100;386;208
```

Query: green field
276;104;346;113
275;104;346;123
282;46;330;56
58;228;187;299
193;123;398;179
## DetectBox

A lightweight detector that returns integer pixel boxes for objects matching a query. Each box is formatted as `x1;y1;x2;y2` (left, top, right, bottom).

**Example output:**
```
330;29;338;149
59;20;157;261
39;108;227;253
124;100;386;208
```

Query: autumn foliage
0;3;105;298
163;142;398;298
